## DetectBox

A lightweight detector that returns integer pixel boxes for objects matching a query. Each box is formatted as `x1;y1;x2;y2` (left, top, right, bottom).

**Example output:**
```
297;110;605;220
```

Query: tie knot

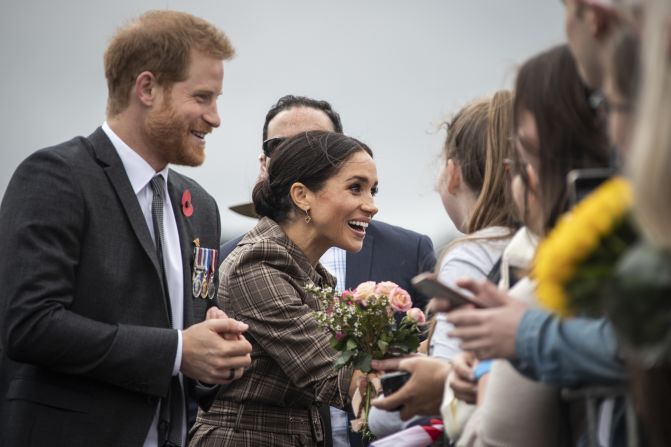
150;175;164;199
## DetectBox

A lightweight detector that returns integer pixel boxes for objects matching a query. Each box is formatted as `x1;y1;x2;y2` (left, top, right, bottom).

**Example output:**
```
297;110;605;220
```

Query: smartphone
567;168;615;207
411;272;484;308
380;371;411;410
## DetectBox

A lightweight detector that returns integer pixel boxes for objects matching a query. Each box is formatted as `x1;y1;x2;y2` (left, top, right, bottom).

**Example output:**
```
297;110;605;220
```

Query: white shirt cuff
173;330;183;376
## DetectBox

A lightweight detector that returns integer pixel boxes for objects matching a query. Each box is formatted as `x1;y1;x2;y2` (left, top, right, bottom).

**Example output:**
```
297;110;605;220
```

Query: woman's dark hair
252;130;373;223
513;44;610;234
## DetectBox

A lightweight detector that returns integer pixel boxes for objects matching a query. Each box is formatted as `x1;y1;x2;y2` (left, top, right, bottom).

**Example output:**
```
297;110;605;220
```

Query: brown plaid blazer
192;218;352;445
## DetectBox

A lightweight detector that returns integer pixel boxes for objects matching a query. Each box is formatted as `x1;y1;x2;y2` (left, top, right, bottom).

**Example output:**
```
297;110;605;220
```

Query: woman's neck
455;188;479;233
280;220;328;266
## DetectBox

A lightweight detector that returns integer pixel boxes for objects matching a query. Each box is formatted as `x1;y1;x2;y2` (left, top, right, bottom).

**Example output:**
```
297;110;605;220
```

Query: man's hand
447;279;527;360
448;351;477;404
371;357;450;420
181;316;252;384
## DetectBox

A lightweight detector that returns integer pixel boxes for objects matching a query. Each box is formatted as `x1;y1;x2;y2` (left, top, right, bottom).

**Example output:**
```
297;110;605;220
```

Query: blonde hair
104;10;235;116
630;0;671;249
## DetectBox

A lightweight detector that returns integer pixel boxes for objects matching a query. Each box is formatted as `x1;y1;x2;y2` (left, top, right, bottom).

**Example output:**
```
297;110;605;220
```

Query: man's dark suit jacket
0;128;221;447
221;220;436;311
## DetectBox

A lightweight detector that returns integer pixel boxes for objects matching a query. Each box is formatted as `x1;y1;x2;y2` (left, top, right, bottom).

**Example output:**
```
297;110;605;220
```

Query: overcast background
0;0;564;248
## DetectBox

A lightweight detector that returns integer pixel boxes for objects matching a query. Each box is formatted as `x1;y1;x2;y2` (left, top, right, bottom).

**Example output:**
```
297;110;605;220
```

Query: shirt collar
102;121;170;193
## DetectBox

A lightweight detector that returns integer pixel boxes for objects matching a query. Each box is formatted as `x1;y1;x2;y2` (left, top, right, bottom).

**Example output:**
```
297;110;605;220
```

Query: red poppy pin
181;190;194;217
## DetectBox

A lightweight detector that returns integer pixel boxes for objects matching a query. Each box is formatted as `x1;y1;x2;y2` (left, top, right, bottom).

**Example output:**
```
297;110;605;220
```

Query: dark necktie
150;175;183;447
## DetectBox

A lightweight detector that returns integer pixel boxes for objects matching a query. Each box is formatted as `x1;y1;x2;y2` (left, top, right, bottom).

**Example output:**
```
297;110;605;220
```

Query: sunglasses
262;136;287;158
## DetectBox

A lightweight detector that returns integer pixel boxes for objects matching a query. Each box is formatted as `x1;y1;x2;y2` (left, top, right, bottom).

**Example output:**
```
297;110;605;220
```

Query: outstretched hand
371;356;450;420
446;279;527;360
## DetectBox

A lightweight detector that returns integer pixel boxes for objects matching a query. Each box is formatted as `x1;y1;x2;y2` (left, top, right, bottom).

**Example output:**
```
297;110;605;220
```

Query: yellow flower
533;178;632;316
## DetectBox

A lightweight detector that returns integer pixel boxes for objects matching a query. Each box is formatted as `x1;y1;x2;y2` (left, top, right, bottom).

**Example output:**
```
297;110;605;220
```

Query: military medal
192;240;218;300
192;269;201;297
200;249;210;299
207;250;218;299
192;239;204;298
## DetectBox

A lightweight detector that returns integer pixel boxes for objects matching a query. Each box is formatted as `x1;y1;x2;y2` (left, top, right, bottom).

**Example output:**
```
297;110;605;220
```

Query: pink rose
335;331;346;341
375;281;399;296
389;287;412;312
406;307;426;325
353;281;377;305
341;290;355;301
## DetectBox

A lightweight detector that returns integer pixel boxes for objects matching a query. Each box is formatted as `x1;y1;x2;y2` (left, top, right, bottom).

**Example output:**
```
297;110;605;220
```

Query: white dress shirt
319;246;350;447
102;122;186;447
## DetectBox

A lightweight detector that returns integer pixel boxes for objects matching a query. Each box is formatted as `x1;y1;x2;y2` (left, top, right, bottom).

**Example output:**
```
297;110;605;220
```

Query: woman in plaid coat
190;131;379;446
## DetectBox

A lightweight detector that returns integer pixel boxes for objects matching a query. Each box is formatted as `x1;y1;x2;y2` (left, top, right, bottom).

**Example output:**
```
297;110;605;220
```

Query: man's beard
145;100;210;167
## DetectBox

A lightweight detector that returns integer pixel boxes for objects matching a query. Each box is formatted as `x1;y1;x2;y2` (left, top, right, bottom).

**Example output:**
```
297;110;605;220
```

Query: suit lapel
87;128;162;277
346;231;374;289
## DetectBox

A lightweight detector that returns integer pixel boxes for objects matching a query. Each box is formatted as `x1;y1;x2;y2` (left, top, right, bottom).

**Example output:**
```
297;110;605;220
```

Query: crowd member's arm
514;309;624;385
447;279;624;386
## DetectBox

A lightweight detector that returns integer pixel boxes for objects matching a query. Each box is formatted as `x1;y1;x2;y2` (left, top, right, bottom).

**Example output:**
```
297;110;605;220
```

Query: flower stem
361;381;376;443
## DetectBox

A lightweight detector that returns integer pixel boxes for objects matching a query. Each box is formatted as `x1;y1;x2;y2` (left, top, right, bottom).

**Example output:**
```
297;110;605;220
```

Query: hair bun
252;178;277;219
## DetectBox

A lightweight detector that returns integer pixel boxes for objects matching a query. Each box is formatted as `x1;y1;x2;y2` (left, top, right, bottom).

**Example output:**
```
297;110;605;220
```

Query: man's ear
446;159;461;195
289;182;312;212
134;71;158;107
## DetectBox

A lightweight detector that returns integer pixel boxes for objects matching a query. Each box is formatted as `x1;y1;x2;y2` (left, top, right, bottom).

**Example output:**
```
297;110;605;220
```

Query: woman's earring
304;208;312;224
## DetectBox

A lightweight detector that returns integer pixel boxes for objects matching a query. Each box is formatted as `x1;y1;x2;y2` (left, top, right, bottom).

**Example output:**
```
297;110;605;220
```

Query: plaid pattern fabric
191;400;319;446
190;425;312;447
195;218;352;443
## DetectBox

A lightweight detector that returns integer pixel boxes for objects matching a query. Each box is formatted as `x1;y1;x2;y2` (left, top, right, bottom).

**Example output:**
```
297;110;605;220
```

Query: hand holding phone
411;272;485;309
380;371;410;411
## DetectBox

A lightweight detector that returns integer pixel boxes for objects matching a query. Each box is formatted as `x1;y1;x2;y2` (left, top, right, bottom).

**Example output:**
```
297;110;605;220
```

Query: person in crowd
619;0;671;444
444;3;644;444
190;131;378;446
449;44;612;447
221;95;436;447
368;90;518;438
448;25;644;447
562;0;640;90
0;10;253;447
373;44;612;446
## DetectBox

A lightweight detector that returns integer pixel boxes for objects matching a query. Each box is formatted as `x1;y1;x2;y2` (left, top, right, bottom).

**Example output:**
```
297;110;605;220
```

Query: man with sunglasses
221;94;436;447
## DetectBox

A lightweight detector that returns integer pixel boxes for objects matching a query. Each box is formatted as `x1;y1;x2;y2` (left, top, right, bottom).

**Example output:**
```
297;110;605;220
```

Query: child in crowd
369;91;518;438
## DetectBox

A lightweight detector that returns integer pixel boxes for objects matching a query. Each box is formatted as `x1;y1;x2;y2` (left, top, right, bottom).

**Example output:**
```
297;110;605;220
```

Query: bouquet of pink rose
306;280;426;442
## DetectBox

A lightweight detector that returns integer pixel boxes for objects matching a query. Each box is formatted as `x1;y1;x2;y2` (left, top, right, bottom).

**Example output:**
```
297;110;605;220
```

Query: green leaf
377;339;389;354
353;352;373;373
335;350;355;369
330;337;347;351
346;338;358;351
